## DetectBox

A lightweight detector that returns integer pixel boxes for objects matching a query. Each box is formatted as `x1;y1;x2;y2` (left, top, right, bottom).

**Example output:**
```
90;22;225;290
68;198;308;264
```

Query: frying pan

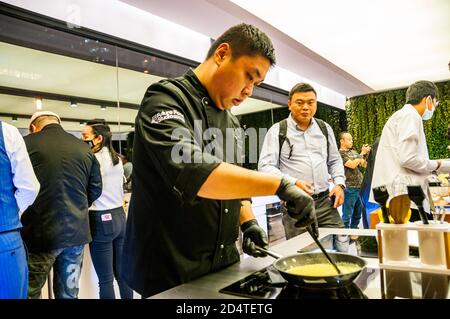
257;248;367;288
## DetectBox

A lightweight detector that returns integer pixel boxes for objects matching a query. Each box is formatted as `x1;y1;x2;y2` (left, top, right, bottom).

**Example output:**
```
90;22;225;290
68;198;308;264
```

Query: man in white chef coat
371;80;450;221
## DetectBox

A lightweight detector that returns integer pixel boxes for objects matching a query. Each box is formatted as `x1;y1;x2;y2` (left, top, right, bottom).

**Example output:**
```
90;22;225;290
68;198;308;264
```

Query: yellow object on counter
376;202;412;224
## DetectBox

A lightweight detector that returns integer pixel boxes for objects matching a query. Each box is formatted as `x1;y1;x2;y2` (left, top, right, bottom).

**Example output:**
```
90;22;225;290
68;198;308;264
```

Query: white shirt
258;115;345;193
371;104;450;210
1;121;40;212
90;147;124;211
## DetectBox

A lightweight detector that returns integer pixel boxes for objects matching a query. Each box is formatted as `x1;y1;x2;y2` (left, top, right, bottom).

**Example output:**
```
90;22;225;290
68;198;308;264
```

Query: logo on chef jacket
151;110;185;124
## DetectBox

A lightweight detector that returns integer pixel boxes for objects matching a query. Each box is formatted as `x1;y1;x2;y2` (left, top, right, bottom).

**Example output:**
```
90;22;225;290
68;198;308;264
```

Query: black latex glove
276;177;316;228
241;219;268;257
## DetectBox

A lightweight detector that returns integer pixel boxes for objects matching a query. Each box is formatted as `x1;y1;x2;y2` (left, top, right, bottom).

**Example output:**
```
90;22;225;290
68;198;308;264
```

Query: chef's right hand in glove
276;177;315;228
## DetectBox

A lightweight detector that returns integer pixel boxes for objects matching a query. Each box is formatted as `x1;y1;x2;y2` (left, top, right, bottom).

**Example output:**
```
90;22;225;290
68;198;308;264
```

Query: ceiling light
143;70;149;74
79;121;85;126
100;105;106;111
70;101;78;108
12;116;17;122
35;98;42;110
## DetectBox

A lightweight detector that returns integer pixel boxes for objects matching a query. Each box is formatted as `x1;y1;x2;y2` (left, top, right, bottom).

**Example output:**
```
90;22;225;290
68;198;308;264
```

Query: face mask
84;139;95;148
422;97;436;121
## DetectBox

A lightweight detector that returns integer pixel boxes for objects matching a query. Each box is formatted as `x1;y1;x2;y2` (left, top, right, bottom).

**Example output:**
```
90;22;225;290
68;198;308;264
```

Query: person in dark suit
22;111;102;299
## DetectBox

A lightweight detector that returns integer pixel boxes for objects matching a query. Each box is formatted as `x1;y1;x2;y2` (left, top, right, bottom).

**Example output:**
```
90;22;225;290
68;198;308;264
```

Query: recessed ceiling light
100;105;106;111
70;101;78;108
12;116;17;122
35;98;42;110
144;70;149;74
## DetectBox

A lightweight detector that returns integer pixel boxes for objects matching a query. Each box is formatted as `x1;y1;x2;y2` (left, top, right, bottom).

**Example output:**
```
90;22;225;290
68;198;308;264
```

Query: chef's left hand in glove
241;219;268;257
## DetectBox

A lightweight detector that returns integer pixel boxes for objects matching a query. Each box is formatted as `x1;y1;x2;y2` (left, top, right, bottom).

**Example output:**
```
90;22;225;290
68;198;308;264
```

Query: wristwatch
338;184;346;190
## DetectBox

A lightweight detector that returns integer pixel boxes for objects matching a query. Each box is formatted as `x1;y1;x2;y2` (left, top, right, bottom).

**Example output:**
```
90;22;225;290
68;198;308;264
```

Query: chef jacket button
220;244;224;249
224;208;229;213
212;134;217;139
202;97;209;105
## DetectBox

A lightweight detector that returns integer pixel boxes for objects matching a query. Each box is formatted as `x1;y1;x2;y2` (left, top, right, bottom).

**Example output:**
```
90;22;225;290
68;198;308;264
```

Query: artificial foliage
347;80;450;159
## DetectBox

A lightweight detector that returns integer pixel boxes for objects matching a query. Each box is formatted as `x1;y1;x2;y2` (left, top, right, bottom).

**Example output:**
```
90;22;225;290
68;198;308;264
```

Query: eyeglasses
430;96;439;107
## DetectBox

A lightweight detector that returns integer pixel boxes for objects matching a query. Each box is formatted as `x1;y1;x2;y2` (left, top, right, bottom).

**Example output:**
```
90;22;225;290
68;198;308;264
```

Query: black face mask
84;139;95;148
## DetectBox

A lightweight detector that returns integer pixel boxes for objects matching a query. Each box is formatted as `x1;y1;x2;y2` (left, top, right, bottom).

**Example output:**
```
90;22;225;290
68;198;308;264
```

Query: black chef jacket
122;69;246;297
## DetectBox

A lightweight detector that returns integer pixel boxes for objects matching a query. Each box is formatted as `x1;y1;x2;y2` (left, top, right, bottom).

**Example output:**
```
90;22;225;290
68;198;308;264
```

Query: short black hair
405;80;439;105
86;118;106;125
206;23;276;66
289;83;317;100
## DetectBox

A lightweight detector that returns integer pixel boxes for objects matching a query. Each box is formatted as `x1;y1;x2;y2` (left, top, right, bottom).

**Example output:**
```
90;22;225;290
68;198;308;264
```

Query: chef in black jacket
122;23;315;297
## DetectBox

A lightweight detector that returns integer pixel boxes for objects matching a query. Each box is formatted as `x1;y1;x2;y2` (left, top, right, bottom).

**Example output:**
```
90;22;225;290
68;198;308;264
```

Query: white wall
4;0;346;109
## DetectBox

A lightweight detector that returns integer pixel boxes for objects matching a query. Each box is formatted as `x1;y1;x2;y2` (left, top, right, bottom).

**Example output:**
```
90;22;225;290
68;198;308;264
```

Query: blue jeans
27;244;84;299
342;187;362;229
89;207;133;299
0;230;28;299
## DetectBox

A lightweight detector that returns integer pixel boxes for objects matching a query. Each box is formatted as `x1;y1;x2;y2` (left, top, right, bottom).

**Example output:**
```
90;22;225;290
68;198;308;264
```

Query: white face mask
422;96;436;121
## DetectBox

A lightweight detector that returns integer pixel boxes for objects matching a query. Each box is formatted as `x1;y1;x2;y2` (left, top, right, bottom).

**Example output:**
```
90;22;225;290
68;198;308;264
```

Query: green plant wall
347;80;450;159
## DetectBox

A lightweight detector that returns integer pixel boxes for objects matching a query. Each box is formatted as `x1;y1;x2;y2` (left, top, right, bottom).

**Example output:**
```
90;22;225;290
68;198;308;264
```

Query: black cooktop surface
219;264;376;299
219;235;450;299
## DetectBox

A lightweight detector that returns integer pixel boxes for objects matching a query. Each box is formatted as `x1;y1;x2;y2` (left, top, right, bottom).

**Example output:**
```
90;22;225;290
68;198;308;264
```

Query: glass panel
0;14;122;141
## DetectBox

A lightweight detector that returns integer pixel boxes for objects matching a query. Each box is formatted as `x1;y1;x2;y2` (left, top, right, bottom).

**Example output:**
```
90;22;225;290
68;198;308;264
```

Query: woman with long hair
82;122;133;299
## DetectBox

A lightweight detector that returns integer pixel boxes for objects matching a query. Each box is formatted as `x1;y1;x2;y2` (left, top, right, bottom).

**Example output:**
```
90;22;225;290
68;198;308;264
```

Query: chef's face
288;91;317;125
209;44;270;110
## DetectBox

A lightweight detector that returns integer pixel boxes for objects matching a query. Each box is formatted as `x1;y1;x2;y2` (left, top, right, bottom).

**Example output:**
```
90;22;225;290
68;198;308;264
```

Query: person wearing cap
0;120;40;299
22;111;102;299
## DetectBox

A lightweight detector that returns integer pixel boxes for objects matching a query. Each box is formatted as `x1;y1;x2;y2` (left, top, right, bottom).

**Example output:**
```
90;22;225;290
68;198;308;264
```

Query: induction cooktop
219;235;449;299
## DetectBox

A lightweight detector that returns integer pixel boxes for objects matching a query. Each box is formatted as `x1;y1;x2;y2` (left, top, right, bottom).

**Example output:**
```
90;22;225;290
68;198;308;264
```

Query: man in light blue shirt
258;83;348;250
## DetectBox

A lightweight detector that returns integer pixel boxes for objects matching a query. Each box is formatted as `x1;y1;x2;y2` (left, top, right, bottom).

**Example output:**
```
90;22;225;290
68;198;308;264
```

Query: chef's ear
214;43;230;65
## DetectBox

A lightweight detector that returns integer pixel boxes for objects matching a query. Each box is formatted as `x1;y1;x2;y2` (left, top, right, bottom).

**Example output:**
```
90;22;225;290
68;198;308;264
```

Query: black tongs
305;226;341;274
373;185;390;224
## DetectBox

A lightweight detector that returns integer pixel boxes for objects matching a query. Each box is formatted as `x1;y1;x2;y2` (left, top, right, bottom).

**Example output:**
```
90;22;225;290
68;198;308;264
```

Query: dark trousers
281;191;348;252
27;244;84;299
89;207;133;299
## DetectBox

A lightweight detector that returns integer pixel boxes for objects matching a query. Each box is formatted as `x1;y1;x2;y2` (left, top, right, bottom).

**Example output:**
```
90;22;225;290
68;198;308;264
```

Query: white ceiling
121;0;450;95
231;0;450;91
0;41;280;131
